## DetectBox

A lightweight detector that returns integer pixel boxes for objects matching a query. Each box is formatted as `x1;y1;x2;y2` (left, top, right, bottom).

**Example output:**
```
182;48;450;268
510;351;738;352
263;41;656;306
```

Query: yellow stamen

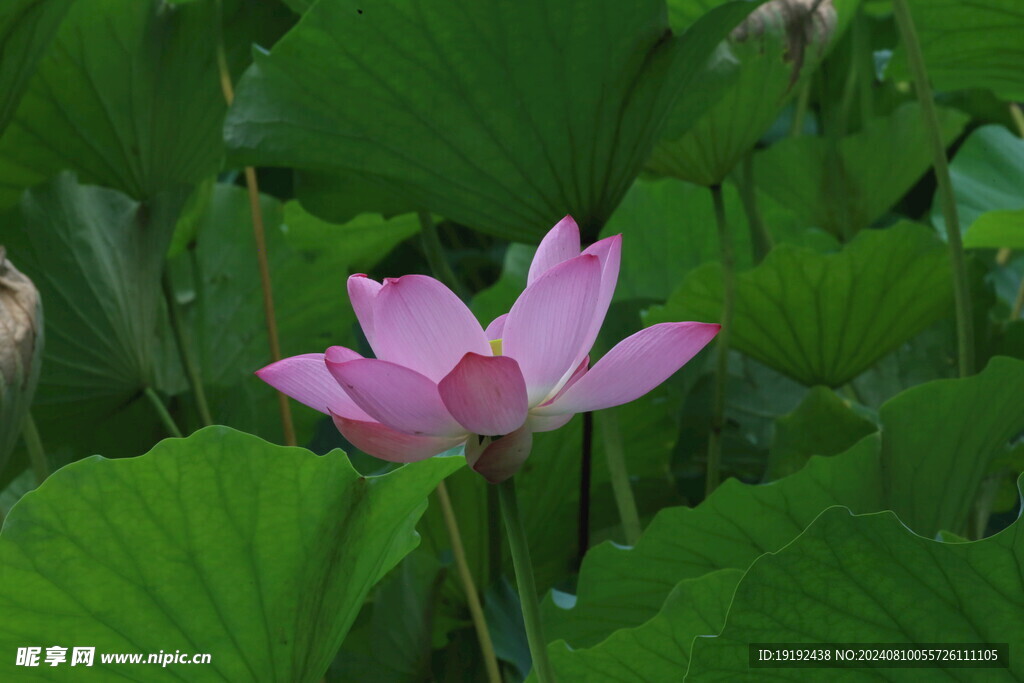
489;338;503;356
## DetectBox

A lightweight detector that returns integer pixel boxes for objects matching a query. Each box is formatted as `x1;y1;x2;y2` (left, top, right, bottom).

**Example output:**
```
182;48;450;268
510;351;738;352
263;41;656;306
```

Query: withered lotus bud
0;246;43;468
731;0;838;87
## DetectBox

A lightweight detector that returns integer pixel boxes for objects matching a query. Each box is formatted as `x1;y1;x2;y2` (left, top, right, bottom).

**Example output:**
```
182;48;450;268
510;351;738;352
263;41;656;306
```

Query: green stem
144;387;183;438
162;271;213;427
487;485;502;586
789;79;811;138
706;184;734;498
435;481;502;683
854;7;874;128
576;411;593;571
22;413;49;486
497;477;555;683
736;154;772;264
215;0;295;445
418;212;467;298
599;410;642;546
835;46;859;140
892;0;975;377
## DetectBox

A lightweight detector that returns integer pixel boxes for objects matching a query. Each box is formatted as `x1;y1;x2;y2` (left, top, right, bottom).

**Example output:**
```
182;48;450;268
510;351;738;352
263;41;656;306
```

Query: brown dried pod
0;246;43;468
731;0;838;87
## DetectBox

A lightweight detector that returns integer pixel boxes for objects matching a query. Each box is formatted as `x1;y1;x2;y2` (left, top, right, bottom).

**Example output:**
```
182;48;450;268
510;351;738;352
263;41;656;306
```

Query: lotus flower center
489;338;503;356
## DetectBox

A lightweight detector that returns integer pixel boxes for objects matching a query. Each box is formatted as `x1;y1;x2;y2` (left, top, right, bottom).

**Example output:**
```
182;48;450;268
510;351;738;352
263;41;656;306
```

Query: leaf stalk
892;0;975;377
706;183;734;497
497;477;556;683
435;481;503;683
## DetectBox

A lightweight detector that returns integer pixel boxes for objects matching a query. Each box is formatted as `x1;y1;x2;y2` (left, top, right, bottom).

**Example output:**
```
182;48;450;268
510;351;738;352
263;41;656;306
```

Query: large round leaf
0;173;188;417
599;176;820;303
753;103;968;238
0;0;72;135
644;221;954;388
0;0;224;206
650;0;849;186
168;184;415;441
224;0;757;240
543;569;744;682
888;0;1024;102
541;435;884;648
939;125;1024;249
0;426;462;682
0;0;291;208
687;493;1024;680
542;357;1024;648
765;385;875;480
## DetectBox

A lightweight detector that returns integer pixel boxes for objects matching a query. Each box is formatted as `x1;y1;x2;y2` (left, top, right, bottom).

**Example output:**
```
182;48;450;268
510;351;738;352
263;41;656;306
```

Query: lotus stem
498;477;556;683
789;79;811;137
435;481;502;683
1007;104;1024;312
22;413;49;485
576;411;593;570
488;486;502;586
892;0;974;377
143;387;183;439
706;184;734;497
215;3;295;444
600;410;642;546
162;270;213;427
737;154;772;264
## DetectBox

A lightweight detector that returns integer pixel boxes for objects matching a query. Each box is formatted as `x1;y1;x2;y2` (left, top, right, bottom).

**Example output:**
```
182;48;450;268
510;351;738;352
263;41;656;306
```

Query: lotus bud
0;247;43;469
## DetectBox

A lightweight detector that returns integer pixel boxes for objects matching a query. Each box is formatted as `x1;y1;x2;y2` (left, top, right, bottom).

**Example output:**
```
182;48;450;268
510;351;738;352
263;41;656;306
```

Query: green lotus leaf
0;426;462;682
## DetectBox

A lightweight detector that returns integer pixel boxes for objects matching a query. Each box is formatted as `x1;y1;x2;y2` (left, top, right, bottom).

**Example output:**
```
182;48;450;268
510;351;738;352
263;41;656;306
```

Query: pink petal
348;274;382;349
528;215;581;284
372;274;491;381
578;234;622;357
438;353;529;436
465;426;533;483
524;357;585;431
534;322;720;415
255;350;370;420
502;254;602;405
326;357;465;437
527;412;575;432
331;413;465;463
485;314;507;341
547;355;589;404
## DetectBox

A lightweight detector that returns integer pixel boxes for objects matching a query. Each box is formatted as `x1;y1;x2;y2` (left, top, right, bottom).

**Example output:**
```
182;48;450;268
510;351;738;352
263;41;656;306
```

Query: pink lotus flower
256;216;719;482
